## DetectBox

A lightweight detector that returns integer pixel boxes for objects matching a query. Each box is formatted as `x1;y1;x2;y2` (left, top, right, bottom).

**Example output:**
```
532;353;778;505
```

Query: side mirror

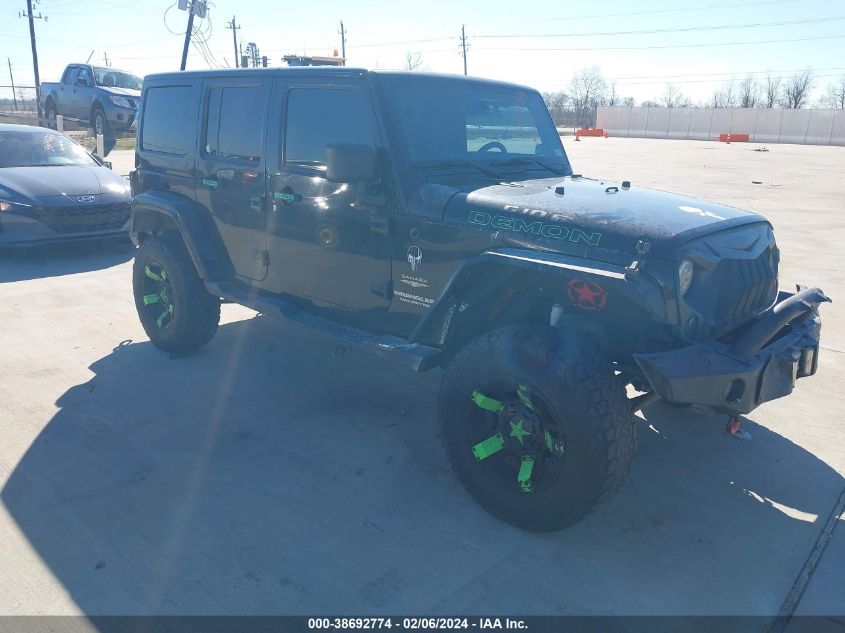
75;76;88;87
325;144;376;183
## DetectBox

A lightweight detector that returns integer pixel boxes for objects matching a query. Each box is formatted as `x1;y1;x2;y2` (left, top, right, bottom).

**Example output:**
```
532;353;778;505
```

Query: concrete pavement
0;138;842;620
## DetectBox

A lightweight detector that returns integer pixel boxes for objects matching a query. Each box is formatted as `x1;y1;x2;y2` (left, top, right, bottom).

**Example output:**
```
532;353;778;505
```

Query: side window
62;67;76;84
141;86;194;155
77;67;92;87
204;86;264;162
285;88;372;165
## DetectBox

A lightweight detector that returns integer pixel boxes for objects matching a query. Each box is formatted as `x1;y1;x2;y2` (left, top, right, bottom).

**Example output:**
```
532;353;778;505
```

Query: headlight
0;201;11;212
109;95;131;108
678;258;694;295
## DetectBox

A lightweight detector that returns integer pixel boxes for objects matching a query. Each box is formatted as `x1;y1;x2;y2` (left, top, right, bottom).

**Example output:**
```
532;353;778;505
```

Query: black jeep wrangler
129;68;829;531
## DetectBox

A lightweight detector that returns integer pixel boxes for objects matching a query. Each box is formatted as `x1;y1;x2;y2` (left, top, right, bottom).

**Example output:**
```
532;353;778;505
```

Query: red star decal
566;279;608;311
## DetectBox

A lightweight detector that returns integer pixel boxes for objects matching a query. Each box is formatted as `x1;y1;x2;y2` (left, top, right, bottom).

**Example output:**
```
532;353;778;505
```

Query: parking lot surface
0;138;842;621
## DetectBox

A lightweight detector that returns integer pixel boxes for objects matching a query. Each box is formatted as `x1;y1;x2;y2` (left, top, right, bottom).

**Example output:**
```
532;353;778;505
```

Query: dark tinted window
285;88;372;164
141;86;194;155
204;86;264;162
62;67;76;84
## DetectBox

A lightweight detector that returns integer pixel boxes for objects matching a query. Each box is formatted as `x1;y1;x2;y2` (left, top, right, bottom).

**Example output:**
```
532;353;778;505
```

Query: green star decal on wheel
509;419;531;444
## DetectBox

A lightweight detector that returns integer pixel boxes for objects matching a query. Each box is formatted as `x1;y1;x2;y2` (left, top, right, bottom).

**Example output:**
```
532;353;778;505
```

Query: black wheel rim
466;378;567;495
141;262;174;330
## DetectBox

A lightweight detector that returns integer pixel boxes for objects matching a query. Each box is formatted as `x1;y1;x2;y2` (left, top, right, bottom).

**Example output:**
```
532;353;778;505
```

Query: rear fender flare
130;190;231;280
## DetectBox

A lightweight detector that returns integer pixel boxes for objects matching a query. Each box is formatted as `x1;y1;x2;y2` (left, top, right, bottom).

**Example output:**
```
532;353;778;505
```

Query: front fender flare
409;247;668;349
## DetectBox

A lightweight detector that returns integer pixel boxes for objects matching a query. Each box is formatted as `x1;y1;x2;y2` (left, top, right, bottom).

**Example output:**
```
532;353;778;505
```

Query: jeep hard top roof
141;68;533;93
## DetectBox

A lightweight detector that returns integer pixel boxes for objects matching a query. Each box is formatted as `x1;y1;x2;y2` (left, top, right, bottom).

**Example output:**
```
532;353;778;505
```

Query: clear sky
2;0;844;105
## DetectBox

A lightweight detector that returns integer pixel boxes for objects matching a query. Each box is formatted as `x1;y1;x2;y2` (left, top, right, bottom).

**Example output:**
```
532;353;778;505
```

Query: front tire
133;234;220;354
91;105;108;137
438;325;636;531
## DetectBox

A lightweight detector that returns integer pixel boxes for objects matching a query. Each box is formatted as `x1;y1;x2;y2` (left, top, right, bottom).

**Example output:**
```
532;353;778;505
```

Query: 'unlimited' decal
467;211;602;246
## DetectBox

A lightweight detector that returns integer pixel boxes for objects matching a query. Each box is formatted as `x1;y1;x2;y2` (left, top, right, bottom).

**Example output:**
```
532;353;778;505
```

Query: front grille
711;248;779;325
682;223;780;338
22;202;130;235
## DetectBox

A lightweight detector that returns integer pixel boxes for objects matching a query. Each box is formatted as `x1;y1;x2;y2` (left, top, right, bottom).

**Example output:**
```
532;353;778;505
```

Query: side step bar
205;281;442;372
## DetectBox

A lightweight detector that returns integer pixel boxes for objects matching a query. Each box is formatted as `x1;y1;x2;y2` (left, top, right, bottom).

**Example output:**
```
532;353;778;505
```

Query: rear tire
438;325;636;531
45;102;57;129
133;234;220;354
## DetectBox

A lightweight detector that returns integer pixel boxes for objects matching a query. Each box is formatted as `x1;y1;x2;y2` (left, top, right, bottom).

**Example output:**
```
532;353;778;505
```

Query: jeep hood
441;176;767;259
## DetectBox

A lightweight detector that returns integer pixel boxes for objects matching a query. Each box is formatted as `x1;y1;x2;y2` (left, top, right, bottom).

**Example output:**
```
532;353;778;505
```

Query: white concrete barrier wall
596;106;845;145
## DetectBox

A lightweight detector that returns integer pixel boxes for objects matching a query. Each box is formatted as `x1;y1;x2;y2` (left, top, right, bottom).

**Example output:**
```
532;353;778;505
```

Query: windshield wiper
489;156;568;176
415;159;505;180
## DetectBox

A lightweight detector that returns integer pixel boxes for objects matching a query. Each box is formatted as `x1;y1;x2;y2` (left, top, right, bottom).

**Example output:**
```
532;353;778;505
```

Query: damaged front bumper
634;287;831;415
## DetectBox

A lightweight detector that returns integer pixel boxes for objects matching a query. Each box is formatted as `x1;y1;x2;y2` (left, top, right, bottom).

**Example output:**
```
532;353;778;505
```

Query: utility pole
20;0;45;122
226;16;240;68
339;21;346;62
7;59;18;111
180;2;195;71
460;24;468;76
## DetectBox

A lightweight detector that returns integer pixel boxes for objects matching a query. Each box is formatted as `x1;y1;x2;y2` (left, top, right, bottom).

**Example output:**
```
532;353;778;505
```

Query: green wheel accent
517;384;534;410
471;390;504;413
509;419;531;444
155;304;174;328
544;430;565;455
472;433;505;460
142;293;161;305
145;265;164;282
517;455;535;493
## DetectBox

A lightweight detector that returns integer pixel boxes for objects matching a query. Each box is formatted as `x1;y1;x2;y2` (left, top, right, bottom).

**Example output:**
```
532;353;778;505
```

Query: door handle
249;195;265;212
369;214;391;236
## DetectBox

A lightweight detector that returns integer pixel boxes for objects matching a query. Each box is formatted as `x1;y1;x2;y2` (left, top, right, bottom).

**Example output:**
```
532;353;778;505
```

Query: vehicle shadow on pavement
2;314;842;616
0;238;134;283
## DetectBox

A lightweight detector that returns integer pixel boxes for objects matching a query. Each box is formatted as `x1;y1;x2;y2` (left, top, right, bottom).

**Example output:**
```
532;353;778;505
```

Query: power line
605;66;845;82
473;15;845;39
347;36;453;49
475;33;845;52
504;0;799;24
611;72;845;87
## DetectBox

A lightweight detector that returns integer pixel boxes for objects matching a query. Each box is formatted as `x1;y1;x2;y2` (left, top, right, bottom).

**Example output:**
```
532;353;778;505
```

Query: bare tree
621;96;636;107
764;73;782;108
541;90;570;125
710;79;737;108
739;74;761;108
639;100;661;108
782;68;814;109
820;75;845;109
661;84;690;107
569;66;608;127
606;82;619;106
404;51;424;71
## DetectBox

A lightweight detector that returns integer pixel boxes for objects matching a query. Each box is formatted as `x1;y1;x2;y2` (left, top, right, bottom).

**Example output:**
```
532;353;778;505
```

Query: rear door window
204;86;265;162
284;88;372;165
141;86;194;155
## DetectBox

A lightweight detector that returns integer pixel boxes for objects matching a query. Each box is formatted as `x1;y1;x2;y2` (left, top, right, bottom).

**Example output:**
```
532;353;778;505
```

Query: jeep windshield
376;75;571;177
